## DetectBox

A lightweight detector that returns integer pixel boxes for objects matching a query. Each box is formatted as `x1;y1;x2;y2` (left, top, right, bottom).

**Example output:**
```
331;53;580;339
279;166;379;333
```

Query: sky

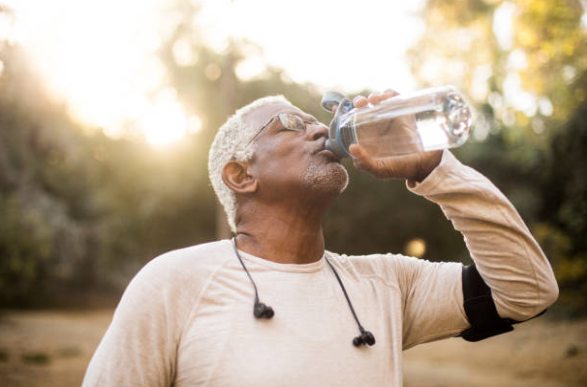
2;0;426;145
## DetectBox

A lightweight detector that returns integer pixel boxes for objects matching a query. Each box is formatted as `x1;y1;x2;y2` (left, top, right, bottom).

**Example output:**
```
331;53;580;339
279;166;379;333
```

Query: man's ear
222;161;258;194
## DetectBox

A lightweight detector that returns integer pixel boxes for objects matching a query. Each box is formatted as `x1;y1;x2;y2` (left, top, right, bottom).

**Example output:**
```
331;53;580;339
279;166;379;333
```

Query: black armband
460;264;548;342
460;264;514;342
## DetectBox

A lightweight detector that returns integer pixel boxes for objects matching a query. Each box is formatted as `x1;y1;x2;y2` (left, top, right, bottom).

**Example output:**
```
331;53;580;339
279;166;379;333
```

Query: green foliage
0;194;52;305
0;46;218;306
410;0;587;315
0;12;474;307
21;351;50;365
324;164;467;262
1;0;585;316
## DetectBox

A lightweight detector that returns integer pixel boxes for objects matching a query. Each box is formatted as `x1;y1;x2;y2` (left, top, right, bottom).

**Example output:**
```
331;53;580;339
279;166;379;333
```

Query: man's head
208;96;348;232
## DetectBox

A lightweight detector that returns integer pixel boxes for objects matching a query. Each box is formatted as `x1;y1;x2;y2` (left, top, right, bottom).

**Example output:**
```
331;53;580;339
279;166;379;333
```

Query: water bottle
320;86;473;159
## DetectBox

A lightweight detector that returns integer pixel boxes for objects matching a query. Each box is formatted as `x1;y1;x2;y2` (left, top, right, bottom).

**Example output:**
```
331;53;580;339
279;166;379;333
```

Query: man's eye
279;127;303;133
278;114;306;130
306;120;326;129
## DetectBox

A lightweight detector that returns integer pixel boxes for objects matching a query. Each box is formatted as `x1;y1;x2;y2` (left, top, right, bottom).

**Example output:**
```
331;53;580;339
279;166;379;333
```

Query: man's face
242;102;349;200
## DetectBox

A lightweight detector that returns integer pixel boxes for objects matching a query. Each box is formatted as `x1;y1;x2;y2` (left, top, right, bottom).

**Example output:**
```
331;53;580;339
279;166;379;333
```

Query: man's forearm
408;151;559;321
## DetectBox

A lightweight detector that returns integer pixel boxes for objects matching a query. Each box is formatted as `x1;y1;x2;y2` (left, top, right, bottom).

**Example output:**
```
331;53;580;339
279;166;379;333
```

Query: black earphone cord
232;238;275;319
231;238;375;347
232;238;261;304
323;256;375;345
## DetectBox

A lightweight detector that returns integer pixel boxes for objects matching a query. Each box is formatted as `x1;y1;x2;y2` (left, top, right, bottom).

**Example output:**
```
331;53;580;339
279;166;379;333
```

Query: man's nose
307;122;329;141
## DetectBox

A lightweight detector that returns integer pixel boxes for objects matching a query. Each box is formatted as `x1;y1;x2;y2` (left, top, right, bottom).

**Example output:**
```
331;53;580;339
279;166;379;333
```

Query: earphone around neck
231;238;375;347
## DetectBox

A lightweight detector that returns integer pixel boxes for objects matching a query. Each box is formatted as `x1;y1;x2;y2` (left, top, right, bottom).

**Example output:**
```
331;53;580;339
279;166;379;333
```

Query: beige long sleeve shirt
82;151;558;387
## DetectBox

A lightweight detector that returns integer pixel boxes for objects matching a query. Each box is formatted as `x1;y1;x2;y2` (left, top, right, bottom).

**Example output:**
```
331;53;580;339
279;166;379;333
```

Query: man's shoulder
327;250;423;276
327;250;462;295
135;239;234;285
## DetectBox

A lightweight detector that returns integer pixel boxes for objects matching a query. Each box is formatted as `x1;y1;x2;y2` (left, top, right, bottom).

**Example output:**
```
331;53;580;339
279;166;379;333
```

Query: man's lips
317;149;342;163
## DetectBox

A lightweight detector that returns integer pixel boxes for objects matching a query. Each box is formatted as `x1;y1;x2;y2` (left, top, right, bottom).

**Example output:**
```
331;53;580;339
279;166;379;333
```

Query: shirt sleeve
81;254;196;387
406;150;558;324
392;254;467;349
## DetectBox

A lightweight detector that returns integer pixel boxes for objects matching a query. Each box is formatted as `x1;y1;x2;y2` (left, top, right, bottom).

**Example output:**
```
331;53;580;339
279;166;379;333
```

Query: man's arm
375;150;558;349
348;91;558;324
407;150;558;322
82;251;199;387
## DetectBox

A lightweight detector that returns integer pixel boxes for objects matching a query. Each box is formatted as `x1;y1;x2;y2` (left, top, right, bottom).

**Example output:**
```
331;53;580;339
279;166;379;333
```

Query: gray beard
301;162;349;195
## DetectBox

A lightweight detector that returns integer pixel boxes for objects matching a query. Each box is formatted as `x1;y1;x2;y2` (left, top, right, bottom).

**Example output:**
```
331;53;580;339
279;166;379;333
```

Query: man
83;91;558;386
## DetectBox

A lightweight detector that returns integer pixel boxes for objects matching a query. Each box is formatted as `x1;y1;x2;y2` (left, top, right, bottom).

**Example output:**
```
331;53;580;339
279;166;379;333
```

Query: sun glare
5;0;426;146
5;0;177;144
197;0;425;93
142;88;191;146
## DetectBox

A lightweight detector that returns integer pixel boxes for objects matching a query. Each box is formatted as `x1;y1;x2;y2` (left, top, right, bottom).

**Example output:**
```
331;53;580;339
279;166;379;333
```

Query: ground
0;309;585;387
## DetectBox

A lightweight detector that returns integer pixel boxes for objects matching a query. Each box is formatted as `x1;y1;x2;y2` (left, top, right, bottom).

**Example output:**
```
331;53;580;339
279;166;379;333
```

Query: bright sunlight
4;0;425;147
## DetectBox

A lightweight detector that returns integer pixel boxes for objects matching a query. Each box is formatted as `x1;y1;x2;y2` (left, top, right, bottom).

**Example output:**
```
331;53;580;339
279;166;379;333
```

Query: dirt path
403;317;587;387
0;309;585;387
0;310;112;387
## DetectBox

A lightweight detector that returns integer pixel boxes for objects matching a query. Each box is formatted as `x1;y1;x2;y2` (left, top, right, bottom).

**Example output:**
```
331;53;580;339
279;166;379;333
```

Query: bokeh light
405;238;427;258
3;0;426;147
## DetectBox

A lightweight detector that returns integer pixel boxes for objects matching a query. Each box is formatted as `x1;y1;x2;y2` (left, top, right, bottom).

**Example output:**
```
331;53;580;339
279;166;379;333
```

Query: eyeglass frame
245;113;328;146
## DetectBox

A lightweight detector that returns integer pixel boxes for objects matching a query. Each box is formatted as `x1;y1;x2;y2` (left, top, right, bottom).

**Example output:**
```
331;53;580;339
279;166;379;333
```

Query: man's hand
334;90;442;182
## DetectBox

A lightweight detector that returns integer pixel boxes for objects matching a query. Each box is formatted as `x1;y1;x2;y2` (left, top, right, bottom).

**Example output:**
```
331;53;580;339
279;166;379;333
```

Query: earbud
233;238;375;348
254;302;275;319
353;330;376;347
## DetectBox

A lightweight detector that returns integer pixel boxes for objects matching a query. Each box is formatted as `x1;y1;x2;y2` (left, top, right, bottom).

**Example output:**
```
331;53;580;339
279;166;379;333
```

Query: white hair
208;95;292;232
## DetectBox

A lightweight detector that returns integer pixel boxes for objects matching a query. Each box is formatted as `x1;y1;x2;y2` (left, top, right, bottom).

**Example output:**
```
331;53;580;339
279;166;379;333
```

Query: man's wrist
413;150;443;182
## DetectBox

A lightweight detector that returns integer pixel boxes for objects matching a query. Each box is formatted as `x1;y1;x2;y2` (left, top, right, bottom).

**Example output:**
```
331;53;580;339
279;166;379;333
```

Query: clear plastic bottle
322;86;473;159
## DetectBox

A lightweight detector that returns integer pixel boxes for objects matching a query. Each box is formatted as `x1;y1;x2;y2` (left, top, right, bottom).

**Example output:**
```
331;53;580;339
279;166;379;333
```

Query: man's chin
333;163;349;193
302;163;349;195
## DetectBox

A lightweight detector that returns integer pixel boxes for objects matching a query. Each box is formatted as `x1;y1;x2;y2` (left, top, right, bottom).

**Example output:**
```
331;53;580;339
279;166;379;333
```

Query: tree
408;0;587;314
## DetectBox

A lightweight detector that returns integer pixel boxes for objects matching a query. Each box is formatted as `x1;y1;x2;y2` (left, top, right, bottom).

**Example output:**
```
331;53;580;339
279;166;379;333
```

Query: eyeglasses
246;113;328;145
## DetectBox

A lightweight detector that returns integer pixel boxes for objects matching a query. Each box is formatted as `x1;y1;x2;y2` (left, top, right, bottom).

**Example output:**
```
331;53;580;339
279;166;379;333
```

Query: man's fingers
353;96;368;108
351;89;399;109
349;144;369;166
367;93;381;105
381;89;399;101
349;144;368;159
349;144;378;173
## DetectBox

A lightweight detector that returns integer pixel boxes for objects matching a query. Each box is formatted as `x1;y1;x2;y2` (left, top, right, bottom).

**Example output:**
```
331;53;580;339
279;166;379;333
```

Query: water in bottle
322;86;473;159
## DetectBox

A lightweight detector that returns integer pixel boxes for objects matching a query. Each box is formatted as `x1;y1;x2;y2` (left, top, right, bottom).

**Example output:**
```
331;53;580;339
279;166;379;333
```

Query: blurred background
0;0;586;386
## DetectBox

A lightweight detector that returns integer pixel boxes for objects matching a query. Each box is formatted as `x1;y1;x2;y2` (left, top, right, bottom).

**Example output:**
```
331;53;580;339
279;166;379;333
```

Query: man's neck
234;202;328;265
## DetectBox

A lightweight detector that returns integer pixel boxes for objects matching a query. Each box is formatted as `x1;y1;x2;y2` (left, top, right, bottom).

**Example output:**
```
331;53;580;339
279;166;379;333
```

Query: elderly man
83;91;558;387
